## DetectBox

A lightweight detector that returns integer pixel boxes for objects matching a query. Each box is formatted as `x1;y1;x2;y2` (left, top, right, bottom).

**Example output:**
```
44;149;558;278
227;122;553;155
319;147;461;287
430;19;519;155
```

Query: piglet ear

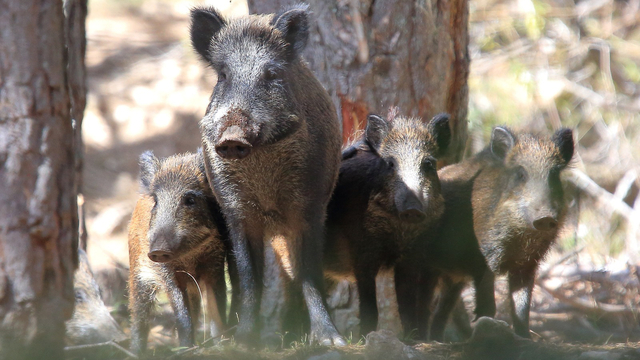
490;126;515;160
195;147;207;175
271;4;310;60
427;113;451;157
190;7;227;63
552;128;574;166
139;151;159;193
365;114;389;154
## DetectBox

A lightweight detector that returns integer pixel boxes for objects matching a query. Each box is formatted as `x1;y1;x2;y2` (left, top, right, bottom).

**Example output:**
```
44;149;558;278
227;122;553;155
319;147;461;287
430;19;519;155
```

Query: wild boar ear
190;7;226;63
428;113;451;156
552;128;574;166
365;114;389;154
195;147;207;175
490;126;515;160
272;4;310;60
139;151;159;193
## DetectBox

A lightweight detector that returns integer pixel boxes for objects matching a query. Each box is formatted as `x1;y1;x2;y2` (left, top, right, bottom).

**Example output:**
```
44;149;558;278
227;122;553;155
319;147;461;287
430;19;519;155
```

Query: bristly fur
191;4;345;345
128;151;229;354
409;126;575;341
324;110;451;336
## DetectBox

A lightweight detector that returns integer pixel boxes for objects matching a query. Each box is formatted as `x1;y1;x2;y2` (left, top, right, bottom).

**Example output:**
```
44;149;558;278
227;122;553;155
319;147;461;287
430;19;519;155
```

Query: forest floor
66;320;640;360
78;0;640;359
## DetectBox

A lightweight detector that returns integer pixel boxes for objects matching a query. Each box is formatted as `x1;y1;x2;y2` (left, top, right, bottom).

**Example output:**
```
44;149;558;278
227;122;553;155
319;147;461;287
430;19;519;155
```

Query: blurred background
82;0;640;347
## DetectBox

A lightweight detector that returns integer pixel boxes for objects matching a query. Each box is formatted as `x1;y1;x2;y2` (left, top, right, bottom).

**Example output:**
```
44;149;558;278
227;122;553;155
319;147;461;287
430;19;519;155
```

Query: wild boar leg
508;269;535;338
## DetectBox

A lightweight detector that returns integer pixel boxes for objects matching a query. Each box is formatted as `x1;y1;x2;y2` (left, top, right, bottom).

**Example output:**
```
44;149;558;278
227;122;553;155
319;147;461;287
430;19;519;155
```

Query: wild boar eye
515;166;528;183
385;158;396;169
183;194;196;207
422;158;436;172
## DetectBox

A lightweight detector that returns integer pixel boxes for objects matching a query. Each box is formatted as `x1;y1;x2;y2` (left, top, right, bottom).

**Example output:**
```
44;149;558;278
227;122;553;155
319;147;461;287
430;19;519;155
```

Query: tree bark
0;0;80;358
249;0;470;164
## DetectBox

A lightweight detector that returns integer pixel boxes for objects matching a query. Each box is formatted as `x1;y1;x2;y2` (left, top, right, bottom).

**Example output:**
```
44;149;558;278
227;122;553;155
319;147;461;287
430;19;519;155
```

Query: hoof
310;329;347;346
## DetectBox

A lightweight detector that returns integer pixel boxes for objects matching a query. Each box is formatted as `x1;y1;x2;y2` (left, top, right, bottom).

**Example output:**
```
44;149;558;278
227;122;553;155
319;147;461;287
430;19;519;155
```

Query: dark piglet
420;127;574;340
65;249;126;345
324;110;450;337
127;151;229;354
190;5;345;346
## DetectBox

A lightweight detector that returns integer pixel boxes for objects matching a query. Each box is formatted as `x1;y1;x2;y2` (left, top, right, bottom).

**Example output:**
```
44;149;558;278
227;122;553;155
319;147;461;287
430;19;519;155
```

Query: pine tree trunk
0;0;81;358
249;0;470;337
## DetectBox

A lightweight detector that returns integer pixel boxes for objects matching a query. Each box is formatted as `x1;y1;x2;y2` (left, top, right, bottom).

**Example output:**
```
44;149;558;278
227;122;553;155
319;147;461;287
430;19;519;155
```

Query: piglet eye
217;71;227;82
75;290;87;303
385;158;395;169
515;167;528;182
422;158;436;172
183;194;196;207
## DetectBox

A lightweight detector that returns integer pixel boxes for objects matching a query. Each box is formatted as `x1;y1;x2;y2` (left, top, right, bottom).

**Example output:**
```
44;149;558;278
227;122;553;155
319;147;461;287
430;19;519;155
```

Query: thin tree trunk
249;0;470;164
0;0;79;358
65;0;89;251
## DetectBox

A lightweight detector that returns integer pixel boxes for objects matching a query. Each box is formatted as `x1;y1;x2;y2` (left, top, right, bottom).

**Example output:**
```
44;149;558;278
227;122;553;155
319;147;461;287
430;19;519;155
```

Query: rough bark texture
249;0;470;337
249;0;469;164
0;0;80;358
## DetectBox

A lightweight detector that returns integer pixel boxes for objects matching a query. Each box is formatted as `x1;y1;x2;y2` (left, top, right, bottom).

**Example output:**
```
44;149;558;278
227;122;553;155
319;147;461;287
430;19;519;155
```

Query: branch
564;169;635;220
349;0;369;64
64;340;138;359
564;169;640;263
538;283;633;316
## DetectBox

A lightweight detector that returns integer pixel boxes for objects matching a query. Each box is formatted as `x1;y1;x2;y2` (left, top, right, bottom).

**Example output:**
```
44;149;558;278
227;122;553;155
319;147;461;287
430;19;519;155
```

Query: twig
562;78;640;112
613;169;638;202
538;283;633;315
166;325;237;359
349;0;369;64
564;169;635;220
575;0;610;18
537;246;585;280
627;191;640;265
565;169;640;262
177;270;206;343
64;340;138;359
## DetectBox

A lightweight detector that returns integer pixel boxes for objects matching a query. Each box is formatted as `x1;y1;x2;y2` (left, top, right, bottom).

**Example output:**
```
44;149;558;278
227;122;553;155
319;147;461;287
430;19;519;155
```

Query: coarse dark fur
190;5;344;345
65;249;125;345
409;127;574;340
324;110;451;337
127;151;229;354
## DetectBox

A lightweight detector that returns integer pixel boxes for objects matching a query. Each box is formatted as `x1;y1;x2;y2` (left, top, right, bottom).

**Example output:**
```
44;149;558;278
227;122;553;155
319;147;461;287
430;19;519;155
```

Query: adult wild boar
190;5;345;345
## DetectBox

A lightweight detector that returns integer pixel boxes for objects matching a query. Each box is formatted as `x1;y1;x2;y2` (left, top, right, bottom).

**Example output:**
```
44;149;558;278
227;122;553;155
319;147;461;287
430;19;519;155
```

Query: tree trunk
64;0;89;251
249;0;469;164
0;0;80;358
249;0;470;337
